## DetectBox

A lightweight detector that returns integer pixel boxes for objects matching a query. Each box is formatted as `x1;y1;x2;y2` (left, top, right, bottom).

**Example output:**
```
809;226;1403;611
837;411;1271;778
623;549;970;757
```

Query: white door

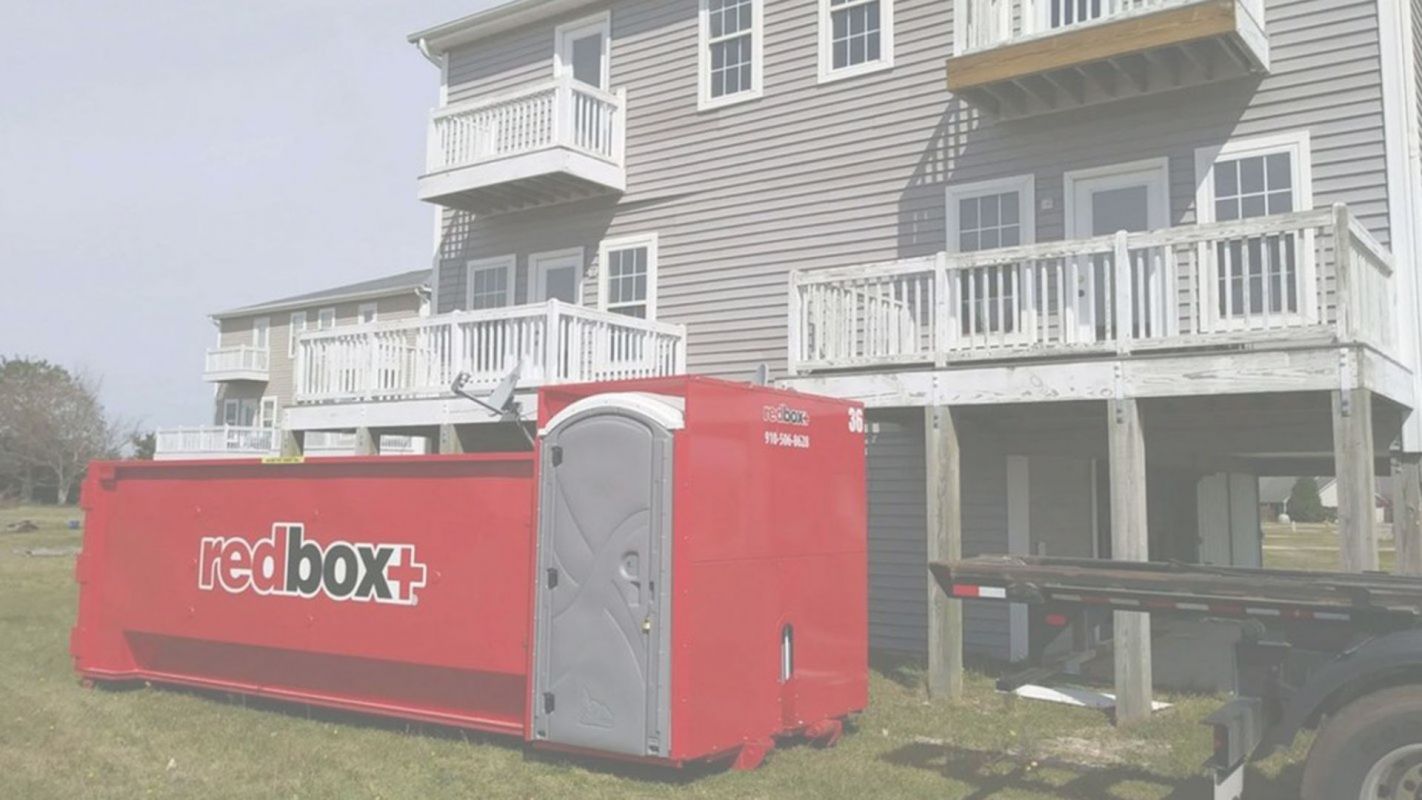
531;250;583;304
556;16;609;90
1066;160;1171;343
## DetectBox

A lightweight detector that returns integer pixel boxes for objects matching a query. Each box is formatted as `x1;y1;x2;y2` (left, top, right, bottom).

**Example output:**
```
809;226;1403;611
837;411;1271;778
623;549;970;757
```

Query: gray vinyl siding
435;0;1395;381
865;409;1010;660
214;292;423;423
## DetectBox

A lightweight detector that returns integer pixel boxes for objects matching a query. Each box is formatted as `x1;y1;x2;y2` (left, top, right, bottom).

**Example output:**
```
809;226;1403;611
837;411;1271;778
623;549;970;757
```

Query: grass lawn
1262;521;1397;572
0;504;1315;800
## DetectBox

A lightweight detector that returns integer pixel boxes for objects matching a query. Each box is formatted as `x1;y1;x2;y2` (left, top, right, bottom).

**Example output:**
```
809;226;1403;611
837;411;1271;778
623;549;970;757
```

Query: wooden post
925;405;964;701
438;424;465;455
280;430;305;459
1333;389;1378;572
355;427;379;457
1393;455;1422;576
1107;397;1152;725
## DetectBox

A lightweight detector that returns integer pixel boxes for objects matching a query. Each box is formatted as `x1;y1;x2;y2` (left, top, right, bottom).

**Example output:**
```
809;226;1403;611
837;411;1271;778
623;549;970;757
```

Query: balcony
948;0;1269;118
789;205;1395;374
418;76;626;215
154;426;278;460
292;300;686;406
203;345;270;382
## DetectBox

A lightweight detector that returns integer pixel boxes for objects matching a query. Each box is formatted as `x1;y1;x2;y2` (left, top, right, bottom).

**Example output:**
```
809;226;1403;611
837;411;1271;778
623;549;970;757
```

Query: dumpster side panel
72;455;537;735
670;380;868;760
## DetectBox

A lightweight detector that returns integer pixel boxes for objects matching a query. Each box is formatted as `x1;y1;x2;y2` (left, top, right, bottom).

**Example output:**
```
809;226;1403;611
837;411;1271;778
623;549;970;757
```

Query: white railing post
1334;203;1355;342
427;109;445;172
554;76;573;149
787;273;803;376
613;87;628;166
1113;230;1134;354
935;252;953;365
545;300;564;383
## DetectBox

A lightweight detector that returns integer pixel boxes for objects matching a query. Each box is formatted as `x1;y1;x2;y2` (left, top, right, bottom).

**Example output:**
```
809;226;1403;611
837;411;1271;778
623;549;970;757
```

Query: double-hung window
317;307;336;330
466;256;516;310
699;0;763;109
599;234;659;319
819;0;894;82
358;303;378;325
288;311;307;358
252;317;270;350
1196;132;1312;322
946;176;1036;338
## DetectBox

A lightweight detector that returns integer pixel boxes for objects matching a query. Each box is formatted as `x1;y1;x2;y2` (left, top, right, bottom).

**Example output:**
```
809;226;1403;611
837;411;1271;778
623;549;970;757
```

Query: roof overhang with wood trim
947;0;1270;119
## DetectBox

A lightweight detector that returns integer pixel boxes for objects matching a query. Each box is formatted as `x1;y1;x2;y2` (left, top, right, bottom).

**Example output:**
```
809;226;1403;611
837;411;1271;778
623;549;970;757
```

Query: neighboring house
1319;477;1393;523
244;0;1422;675
155;270;432;459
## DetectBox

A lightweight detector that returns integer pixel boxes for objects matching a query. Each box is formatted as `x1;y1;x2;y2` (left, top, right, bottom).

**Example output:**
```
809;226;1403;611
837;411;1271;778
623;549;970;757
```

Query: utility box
72;377;866;769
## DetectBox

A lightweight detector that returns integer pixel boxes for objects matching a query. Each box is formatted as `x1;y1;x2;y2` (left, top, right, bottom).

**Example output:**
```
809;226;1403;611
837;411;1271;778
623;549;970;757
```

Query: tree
1288;477;1326;524
129;431;156;461
0;358;126;505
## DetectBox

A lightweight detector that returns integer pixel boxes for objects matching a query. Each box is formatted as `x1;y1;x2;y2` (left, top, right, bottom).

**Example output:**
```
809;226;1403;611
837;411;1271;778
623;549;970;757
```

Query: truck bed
930;556;1422;630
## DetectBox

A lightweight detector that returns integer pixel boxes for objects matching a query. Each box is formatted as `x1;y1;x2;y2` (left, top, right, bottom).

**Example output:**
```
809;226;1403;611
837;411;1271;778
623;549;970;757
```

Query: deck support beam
438;424;465;455
1394;454;1422;575
1107;398;1153;726
355;427;379;457
280;430;306;458
925;405;964;701
1333;389;1379;572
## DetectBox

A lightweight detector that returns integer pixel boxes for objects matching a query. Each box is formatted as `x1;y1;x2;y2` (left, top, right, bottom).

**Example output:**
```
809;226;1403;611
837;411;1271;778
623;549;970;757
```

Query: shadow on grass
880;741;1306;799
91;679;728;786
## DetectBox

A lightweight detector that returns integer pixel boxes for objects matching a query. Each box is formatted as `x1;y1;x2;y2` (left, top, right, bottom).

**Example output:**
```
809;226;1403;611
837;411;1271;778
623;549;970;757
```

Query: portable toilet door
531;393;682;759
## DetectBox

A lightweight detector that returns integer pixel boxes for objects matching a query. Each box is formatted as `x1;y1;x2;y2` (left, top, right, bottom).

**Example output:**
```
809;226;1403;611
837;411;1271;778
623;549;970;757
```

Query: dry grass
0;504;1314;799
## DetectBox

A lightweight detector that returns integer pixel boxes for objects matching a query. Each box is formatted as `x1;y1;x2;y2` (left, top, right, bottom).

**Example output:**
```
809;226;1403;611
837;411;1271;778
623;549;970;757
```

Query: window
466;256;516;310
259;397;279;430
599;234;659;319
1196;132;1313;320
252;317;270;350
317;307;336;330
223;398;258;427
288;311;307;358
946;176;1036;337
819;0;893;83
699;0;763;110
358;303;378;325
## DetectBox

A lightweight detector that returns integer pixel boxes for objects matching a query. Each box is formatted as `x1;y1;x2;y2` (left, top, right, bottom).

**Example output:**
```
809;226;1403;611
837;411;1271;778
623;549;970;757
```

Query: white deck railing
154;426;278;459
204;345;269;377
789;205;1395;373
426;75;626;175
952;0;1263;55
294;300;686;404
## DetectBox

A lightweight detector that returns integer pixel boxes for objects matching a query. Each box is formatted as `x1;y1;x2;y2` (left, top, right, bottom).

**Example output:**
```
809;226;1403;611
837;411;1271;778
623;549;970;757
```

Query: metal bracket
1338;348;1356;417
1113;362;1127;424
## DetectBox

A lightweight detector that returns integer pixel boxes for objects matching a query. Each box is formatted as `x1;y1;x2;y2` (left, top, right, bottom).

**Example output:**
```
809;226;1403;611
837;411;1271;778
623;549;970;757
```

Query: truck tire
1301;685;1422;800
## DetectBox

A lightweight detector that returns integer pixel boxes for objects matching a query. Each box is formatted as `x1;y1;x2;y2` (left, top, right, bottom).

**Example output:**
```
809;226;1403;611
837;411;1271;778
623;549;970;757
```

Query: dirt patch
1028;735;1172;769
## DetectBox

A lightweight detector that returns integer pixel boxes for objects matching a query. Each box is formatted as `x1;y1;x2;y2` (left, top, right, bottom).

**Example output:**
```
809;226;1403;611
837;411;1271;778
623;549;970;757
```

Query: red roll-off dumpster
72;377;867;768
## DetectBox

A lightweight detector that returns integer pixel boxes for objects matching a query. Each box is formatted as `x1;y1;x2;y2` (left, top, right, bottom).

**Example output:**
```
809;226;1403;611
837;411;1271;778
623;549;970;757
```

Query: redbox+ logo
198;523;427;606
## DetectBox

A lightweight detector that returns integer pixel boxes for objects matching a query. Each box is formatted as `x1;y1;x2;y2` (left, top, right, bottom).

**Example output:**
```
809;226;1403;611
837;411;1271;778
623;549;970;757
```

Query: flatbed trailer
930;556;1422;800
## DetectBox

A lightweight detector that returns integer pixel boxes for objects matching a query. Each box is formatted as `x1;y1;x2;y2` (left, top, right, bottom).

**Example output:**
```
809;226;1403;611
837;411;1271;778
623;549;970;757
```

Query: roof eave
210;283;429;322
407;0;597;59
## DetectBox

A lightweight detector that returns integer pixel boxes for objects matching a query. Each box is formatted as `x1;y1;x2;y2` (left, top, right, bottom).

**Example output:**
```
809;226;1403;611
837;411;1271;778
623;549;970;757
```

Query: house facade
155;270;432;459
264;0;1422;703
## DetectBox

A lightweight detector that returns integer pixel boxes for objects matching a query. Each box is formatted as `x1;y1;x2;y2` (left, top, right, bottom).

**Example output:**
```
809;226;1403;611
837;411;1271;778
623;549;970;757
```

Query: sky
0;0;502;430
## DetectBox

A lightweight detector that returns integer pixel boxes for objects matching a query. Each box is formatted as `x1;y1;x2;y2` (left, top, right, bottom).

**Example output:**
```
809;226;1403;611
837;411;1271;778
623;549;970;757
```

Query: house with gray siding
275;0;1422;701
155;270;431;459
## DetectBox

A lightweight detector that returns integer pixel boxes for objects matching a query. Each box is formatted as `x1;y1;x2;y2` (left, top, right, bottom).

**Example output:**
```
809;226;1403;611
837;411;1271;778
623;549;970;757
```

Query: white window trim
530;247;586;304
1194;131;1314;224
288;311;307;358
818;0;895;85
697;0;765;111
357;302;379;325
465;255;518;310
598;233;660;319
1063;157;1172;239
317;307;337;330
259;396;279;430
945;174;1037;252
554;11;612;90
251;317;270;350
